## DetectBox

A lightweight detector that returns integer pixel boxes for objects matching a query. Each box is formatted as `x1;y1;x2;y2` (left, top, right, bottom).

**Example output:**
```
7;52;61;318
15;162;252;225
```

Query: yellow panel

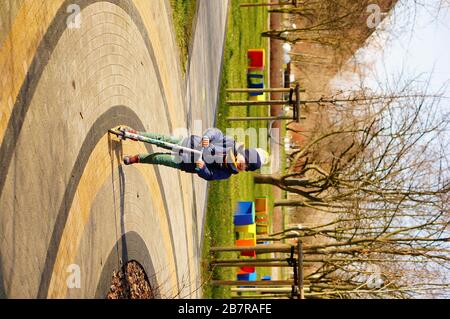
235;223;256;234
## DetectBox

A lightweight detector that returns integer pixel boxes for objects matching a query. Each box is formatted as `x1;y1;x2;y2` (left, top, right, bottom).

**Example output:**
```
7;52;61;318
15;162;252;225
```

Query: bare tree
255;77;449;297
262;0;394;54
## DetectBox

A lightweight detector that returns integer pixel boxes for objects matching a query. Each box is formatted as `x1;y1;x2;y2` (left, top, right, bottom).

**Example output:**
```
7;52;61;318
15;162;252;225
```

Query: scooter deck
108;128;129;141
108;127;142;142
108;128;125;138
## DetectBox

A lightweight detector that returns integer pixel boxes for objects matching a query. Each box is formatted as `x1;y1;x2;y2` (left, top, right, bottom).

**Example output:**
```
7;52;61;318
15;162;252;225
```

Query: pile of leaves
106;261;155;299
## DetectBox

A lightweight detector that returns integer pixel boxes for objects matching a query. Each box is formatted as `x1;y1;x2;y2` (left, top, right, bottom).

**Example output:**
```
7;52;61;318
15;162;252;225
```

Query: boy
121;127;267;181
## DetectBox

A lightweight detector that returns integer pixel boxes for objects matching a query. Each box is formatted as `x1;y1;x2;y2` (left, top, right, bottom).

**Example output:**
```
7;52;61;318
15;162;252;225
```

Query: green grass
201;0;272;299
170;0;197;75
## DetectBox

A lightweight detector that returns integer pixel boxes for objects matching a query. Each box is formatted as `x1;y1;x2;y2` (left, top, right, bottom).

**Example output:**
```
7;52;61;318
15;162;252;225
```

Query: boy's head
235;148;267;172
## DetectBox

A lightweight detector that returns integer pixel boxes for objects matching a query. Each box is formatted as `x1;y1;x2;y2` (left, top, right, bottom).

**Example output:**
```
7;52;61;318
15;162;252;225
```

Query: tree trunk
274;199;306;207
254;174;283;186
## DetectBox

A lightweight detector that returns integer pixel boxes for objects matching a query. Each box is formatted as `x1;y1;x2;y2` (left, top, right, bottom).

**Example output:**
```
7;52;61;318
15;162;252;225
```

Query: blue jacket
179;128;240;181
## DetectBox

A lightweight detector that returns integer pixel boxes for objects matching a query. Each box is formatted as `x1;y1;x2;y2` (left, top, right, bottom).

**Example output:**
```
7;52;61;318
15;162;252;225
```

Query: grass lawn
201;0;273;299
170;0;280;299
170;0;198;75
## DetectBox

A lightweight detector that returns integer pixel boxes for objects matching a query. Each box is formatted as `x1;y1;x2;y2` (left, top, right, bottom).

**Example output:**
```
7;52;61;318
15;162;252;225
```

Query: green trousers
136;131;183;169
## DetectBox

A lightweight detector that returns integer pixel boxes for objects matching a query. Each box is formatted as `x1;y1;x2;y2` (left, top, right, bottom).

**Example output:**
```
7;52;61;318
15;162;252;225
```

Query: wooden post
226;100;289;106
211;257;293;264
257;236;282;242
294;83;301;122
227;115;306;121
211;262;292;267
211;280;294;286
240;0;298;8
298;241;304;299
240;2;288;8
210;243;293;253
231;288;295;299
231;294;291;299
231;287;293;293
225;83;304;122
227;88;293;93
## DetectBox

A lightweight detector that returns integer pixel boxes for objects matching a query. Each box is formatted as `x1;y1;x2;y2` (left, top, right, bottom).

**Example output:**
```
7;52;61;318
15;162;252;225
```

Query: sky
331;0;450;158
336;1;450;295
374;0;450;97
333;0;450;99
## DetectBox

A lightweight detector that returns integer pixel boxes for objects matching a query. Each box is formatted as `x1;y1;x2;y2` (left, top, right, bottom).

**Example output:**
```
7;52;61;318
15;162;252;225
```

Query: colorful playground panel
236;239;256;257
256;215;267;223
235;238;257;246
233;198;269;236
237;271;257;281
233;198;271;281
247;49;265;96
255;197;268;212
235;223;256;234
248;49;265;69
247;71;264;96
256;225;268;235
247;71;264;85
248;93;266;101
233;201;255;225
235;231;256;241
255;197;269;235
256;214;268;235
240;266;256;273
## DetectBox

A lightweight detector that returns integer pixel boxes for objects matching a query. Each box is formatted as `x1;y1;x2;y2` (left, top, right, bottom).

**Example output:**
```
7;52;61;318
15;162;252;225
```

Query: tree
254;79;450;298
256;81;449;204
261;0;393;52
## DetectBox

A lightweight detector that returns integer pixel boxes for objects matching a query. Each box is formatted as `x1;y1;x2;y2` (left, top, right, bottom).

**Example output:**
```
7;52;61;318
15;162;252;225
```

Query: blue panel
233;201;255;225
237;272;257;281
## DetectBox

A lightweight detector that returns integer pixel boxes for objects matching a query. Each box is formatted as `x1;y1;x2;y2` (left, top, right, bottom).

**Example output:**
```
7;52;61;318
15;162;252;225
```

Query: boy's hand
196;160;205;169
201;136;210;148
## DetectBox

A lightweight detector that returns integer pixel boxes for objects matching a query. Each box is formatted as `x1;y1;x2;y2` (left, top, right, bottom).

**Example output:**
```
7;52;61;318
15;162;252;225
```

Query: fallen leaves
106;261;155;299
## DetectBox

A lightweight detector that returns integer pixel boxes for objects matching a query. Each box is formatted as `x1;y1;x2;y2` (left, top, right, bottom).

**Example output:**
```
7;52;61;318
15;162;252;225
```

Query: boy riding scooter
112;127;267;181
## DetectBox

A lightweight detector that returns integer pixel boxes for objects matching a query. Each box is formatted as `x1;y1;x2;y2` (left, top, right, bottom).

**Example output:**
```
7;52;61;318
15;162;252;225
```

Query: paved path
0;0;229;298
185;0;229;271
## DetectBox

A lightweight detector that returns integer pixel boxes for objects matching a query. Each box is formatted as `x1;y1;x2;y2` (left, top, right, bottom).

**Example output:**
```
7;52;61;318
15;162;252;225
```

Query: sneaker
123;155;140;165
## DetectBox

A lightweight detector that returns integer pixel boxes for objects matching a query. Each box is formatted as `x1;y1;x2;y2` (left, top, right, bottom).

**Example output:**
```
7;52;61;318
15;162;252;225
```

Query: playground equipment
248;49;265;69
233;201;258;277
235;223;257;235
210;242;304;299
247;49;265;99
255;197;269;236
226;47;305;123
233;198;269;238
232;199;269;284
233;202;256;225
226;83;305;123
209;198;305;299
